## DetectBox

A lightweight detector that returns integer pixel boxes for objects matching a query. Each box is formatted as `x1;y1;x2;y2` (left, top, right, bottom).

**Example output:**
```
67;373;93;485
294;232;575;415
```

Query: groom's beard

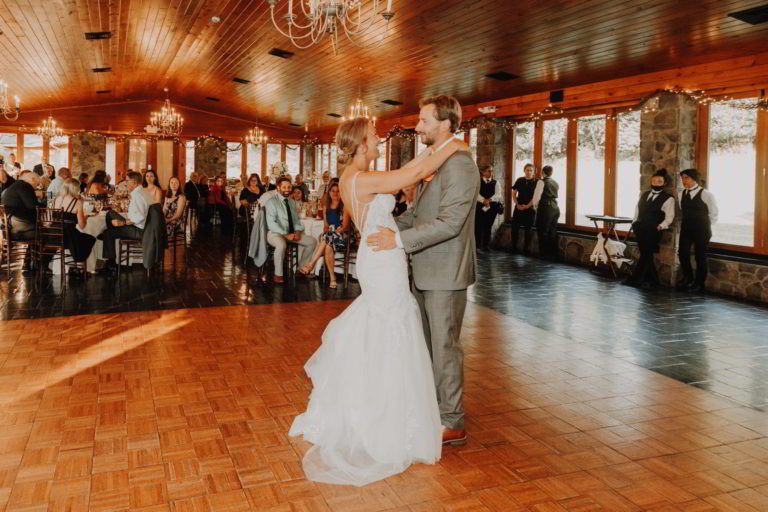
419;133;436;146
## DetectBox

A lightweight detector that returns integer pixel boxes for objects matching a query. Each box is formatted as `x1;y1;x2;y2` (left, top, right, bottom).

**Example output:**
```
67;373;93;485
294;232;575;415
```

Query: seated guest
294;173;310;199
12;162;22;178
51;178;96;264
78;172;89;193
184;172;200;204
87;171;110;196
47;167;71;199
1;171;42;271
475;165;503;251
299;183;349;288
208;175;233;232
265;176;317;284
198;175;211;225
393;184;415;217
625;168;674;288
116;169;134;195
143;169;164;204
510;163;537;254
291;185;306;203
678;168;718;292
101;172;149;270
238;174;262;217
0;162;16;195
163;177;187;238
532;165;560;260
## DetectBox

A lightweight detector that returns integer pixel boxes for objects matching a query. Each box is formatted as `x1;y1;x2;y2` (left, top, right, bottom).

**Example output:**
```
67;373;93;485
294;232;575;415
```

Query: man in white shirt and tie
625;168;675;288
678;168;718;292
101;171;150;269
46;167;70;200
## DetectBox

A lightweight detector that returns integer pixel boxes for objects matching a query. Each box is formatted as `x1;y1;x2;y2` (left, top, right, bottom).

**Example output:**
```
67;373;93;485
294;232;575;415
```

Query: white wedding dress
289;178;442;487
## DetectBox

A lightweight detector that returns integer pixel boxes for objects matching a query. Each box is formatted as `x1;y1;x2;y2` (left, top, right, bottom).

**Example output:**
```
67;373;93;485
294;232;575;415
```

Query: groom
368;95;480;445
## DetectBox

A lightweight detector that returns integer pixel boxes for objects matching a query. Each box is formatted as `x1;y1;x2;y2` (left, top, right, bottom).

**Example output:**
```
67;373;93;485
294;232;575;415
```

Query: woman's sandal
329;281;337;289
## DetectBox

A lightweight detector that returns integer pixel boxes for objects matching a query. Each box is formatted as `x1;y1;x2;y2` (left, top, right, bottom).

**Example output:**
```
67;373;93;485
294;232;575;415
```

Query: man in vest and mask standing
678;168;718;293
475;165;502;251
624;169;674;288
532;165;560;260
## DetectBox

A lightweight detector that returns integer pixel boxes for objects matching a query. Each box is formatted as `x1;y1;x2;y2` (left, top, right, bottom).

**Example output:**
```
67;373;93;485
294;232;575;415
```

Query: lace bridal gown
289;176;442;486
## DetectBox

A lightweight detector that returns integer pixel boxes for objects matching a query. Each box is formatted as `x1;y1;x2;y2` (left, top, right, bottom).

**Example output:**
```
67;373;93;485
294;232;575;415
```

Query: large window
543;118;568;222
247;143;261;175
285;145;300;177
185;140;195;176
514;122;534;180
105;139;116;181
0;133;16;165
330;144;338;176
575;116;605;226
469;128;478;161
708;99;756;247
23;134;43;170
616;111;641;220
266;144;281;172
49;136;69;170
375;140;387;170
226;142;242;180
128;138;147;171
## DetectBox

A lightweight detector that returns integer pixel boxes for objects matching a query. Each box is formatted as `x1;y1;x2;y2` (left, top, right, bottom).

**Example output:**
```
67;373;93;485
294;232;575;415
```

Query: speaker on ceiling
549;90;564;103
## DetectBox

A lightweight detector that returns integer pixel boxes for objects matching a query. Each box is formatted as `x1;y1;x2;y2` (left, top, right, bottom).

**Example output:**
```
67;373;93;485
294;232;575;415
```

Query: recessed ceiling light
211;15;221;23
485;71;520;81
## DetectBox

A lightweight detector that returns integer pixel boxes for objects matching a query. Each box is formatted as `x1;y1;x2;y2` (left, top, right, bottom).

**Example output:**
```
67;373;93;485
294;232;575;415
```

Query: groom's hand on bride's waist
367;226;398;252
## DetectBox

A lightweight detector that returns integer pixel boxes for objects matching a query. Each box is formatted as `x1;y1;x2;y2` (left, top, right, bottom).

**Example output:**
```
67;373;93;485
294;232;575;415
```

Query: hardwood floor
1;300;768;511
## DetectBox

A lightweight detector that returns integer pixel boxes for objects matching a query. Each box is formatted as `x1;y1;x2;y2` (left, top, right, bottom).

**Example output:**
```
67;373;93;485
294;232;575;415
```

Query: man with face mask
265;176;317;284
475;165;502;251
625;168;674;288
678;168;718;292
509;163;537;254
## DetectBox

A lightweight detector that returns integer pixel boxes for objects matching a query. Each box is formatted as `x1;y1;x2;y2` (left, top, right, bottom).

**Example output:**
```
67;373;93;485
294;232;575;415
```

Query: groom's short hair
419;95;462;133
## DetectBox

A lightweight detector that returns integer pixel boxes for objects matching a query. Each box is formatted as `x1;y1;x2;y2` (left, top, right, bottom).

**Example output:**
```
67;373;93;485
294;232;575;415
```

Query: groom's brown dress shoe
442;428;467;446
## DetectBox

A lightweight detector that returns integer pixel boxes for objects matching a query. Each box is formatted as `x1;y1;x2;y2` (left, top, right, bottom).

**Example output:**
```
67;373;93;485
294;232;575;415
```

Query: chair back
35;207;66;252
0;205;10;244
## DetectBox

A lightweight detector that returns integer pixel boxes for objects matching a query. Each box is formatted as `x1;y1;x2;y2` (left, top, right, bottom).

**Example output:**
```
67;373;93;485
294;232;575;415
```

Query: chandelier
0;80;20;121
245;126;269;145
343;98;376;124
36;114;63;139
150;88;183;136
266;0;395;54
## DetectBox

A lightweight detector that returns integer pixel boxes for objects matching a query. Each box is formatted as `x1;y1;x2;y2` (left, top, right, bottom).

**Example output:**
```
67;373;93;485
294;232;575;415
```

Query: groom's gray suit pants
412;284;467;430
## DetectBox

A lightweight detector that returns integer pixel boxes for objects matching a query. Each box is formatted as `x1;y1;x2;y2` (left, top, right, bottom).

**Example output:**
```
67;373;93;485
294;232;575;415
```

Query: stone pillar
476;124;508;243
70;133;106;177
639;94;697;285
194;139;226;178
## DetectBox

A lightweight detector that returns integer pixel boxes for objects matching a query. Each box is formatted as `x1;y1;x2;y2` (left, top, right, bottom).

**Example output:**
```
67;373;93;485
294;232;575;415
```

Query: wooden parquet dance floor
2;301;768;512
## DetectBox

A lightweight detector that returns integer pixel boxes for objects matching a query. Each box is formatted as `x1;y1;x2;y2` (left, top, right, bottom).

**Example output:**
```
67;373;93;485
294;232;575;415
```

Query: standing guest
52;178;96;264
533;165;560;260
12;162;22;178
101;172;149;270
143;170;163;204
475;165;502;251
46;164;56;182
238;174;262;217
197;175;211;225
0;171;42;271
678;168;718;292
208;175;233;232
265;176;317;284
0;162;16;195
299;183;349;288
316;171;331;199
78;172;89;193
184;172;200;203
163;177;187;238
9;153;17;167
47;167;71;199
87;170;110;196
294;174;310;199
625;169;675;288
509;163;537;254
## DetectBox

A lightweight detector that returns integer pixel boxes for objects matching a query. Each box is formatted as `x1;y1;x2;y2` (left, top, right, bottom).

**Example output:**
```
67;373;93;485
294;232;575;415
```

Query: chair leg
118;242;122;277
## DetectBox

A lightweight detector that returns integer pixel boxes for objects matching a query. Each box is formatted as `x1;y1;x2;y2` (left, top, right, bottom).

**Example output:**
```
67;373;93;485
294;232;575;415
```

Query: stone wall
70;133;106;177
194;139;226;178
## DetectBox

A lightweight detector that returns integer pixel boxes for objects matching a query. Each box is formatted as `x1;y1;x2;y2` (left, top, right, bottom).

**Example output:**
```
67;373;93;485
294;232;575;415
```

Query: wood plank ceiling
1;0;768;135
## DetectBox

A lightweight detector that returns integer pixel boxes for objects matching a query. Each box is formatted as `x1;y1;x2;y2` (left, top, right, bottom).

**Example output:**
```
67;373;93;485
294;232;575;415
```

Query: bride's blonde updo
335;117;371;168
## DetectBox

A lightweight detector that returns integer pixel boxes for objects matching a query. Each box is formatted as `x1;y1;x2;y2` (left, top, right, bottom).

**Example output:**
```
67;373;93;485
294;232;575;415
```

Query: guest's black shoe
676;280;693;290
687;282;705;293
622;278;639;287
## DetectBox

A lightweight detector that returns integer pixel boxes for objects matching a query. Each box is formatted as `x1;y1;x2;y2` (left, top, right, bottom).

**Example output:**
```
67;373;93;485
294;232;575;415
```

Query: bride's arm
356;140;467;197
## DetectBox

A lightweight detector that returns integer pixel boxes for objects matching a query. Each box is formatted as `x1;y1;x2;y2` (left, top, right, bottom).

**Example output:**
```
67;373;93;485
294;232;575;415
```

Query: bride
289;117;467;486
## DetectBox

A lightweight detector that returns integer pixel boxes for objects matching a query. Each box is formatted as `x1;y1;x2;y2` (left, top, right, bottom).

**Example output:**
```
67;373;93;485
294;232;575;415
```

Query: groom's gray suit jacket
395;150;480;290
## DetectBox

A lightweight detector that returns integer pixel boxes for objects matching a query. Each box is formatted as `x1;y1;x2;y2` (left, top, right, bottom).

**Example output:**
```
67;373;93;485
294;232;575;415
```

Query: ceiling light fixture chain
266;0;395;54
0;80;21;121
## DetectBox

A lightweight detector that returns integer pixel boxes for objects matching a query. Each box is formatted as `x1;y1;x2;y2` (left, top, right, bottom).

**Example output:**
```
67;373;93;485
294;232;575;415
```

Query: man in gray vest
532;165;560;260
367;95;480;446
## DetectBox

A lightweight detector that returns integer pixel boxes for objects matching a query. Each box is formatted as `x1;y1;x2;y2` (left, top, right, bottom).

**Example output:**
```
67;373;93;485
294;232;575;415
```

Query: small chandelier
267;0;395;54
37;114;63;139
150;88;183;136
245;126;269;145
343;98;376;124
0;80;20;121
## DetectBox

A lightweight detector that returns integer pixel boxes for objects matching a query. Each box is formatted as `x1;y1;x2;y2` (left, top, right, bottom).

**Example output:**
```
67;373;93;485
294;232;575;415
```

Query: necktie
284;198;295;234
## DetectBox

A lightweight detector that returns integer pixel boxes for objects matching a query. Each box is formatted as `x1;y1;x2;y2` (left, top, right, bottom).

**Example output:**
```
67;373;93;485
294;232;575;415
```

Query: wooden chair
0;205;36;278
323;223;358;288
233;203;256;244
35;207;67;282
117;239;144;276
167;205;189;268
